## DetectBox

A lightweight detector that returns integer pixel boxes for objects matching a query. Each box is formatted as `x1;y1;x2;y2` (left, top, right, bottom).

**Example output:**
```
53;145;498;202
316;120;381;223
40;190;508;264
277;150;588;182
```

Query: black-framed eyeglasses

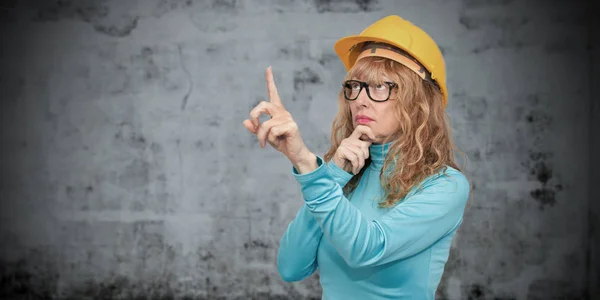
342;80;397;102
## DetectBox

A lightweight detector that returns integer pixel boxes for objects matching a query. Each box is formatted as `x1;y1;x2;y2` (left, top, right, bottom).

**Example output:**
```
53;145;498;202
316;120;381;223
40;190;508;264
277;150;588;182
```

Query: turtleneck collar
369;142;392;169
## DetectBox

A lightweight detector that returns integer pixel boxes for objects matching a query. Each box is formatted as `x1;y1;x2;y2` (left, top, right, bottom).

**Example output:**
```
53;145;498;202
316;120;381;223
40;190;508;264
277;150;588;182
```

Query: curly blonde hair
323;56;467;208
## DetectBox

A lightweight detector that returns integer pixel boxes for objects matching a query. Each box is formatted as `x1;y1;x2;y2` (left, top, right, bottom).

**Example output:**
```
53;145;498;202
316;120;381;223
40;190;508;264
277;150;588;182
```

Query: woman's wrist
293;150;319;174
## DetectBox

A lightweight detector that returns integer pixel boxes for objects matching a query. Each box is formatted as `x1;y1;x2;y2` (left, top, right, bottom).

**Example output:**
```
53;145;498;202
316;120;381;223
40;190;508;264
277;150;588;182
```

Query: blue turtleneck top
277;142;470;300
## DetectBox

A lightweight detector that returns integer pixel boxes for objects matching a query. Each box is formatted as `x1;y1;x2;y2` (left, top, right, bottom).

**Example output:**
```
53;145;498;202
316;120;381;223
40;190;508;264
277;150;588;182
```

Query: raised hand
332;125;377;174
243;66;315;171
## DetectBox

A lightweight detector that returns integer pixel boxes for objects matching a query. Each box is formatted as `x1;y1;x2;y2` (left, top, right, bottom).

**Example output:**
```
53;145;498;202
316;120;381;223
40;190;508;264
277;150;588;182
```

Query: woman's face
347;75;401;144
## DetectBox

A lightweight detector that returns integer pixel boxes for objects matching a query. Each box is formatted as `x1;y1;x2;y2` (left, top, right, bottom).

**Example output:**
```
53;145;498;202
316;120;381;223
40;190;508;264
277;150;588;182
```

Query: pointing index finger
266;66;283;107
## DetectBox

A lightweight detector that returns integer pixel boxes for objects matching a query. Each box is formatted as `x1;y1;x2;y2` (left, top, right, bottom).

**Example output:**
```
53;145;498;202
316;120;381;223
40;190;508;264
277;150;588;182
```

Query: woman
243;15;471;300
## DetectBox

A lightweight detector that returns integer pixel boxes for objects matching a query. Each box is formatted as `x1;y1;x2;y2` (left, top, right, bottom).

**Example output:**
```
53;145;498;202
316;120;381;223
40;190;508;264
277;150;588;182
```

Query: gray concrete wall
0;0;594;299
589;0;600;297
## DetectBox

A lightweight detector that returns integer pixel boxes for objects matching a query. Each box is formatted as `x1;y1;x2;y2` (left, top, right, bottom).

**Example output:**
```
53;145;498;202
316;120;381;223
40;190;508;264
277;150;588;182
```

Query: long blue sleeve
292;156;470;269
277;160;354;281
277;204;323;281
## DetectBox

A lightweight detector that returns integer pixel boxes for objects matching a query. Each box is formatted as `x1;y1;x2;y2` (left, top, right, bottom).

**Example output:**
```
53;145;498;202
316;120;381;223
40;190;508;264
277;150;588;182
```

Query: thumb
359;134;372;142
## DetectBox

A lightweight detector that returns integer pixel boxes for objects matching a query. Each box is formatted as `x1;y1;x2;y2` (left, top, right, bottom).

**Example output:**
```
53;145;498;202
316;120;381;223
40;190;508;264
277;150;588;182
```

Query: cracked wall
0;0;596;299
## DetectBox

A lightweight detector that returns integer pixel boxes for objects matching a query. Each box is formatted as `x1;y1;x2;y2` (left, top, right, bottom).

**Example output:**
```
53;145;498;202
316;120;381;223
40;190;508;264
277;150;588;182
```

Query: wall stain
90;17;139;37
462;0;514;9
152;0;194;18
318;54;337;67
207;115;222;127
314;0;379;13
471;149;481;161
524;108;552;136
466;283;486;300
516;94;562;209
131;47;161;82
211;0;239;12
525;151;560;208
451;92;488;121
530;159;552;185
530;188;556;207
178;44;193;111
244;240;270;249
293;67;323;93
64;183;95;210
30;0;139;37
459;15;529;31
206;44;220;54
199;251;215;261
0;259;58;299
471;40;526;54
31;0;105;22
189;17;238;33
278;45;305;60
196;140;215;150
115;122;147;150
0;268;322;300
67;275;182;300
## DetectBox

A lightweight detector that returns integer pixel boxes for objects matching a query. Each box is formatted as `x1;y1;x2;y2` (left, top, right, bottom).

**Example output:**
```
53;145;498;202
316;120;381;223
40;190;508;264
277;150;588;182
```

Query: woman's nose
355;88;370;106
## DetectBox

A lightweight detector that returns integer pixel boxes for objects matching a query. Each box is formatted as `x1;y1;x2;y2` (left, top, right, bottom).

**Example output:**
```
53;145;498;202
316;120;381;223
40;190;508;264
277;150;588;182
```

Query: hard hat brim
334;35;424;71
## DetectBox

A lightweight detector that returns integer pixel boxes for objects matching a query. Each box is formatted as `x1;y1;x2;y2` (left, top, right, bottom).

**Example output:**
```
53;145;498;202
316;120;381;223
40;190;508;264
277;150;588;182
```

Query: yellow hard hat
334;15;448;106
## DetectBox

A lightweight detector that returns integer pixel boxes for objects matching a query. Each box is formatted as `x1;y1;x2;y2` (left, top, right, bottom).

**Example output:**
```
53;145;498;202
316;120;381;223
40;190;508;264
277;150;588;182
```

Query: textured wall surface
0;0;596;299
589;5;600;299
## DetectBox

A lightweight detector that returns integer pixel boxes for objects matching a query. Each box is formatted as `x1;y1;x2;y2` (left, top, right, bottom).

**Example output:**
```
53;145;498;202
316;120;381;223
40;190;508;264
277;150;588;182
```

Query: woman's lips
356;115;373;124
